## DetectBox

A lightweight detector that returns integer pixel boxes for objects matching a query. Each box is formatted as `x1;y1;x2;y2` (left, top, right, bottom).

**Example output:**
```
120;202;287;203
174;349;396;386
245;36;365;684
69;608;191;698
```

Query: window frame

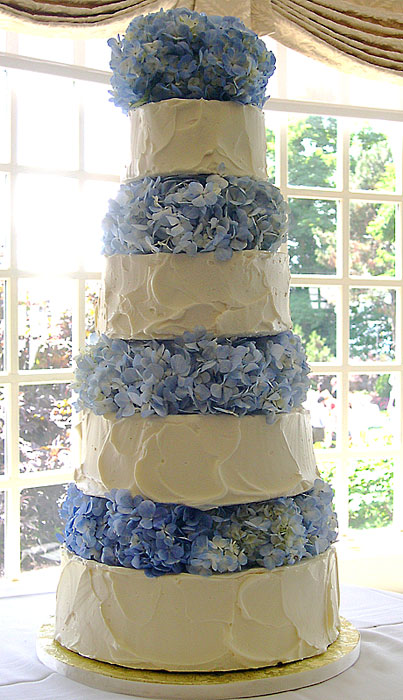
0;35;117;581
265;98;403;536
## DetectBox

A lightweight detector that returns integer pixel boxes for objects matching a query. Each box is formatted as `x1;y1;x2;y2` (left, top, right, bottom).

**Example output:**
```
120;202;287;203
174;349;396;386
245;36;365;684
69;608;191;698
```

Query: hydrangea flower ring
61;480;338;577
102;174;288;260
108;9;275;113
73;330;310;421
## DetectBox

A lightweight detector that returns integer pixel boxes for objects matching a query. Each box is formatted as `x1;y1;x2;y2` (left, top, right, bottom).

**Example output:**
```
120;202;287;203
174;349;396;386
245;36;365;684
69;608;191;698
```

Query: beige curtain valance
0;1;254;36
0;0;402;82
257;1;403;83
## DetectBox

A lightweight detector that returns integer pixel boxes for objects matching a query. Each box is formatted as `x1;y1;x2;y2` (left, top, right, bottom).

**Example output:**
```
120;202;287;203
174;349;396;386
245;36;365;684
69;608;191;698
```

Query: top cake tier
108;9;275;114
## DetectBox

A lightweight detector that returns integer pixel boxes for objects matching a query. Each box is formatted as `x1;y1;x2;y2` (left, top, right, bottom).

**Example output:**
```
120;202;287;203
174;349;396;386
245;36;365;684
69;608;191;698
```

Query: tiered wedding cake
55;9;340;672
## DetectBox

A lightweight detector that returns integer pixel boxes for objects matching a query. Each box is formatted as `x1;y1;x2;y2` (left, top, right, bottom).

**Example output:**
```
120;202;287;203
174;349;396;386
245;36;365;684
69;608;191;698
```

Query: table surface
1;584;403;700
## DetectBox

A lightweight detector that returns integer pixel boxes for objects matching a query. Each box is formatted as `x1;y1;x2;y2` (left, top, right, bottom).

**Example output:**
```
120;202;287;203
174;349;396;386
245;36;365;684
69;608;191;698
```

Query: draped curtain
0;0;402;81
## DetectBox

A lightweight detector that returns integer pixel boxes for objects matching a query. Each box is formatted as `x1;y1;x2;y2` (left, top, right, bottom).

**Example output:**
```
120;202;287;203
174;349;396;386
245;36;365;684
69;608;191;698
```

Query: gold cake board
37;617;360;699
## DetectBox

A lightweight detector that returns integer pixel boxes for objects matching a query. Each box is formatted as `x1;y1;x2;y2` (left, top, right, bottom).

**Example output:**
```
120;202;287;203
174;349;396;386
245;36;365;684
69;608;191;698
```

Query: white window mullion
335;119;352;535
278;114;288;197
4;67;21;579
266;97;403;124
74;78;88;356
0;52;109;85
394;141;403;532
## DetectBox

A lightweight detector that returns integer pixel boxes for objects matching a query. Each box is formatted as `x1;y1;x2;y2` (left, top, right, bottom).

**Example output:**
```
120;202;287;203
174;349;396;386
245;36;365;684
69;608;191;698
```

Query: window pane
285;49;344;105
0;388;5;476
349;373;399;449
349;288;396;362
0;70;10;163
0;173;10;268
83;83;129;175
350;201;396;277
264;119;275;182
288;115;338;188
15;72;78;170
80;180;119;271
348;458;393;530
85;280;100;337
305;374;339;449
18;35;74;63
288;198;338;275
316;459;337;491
84;37;111;71
350;121;398;193
19;383;71;473
20;483;68;572
0;490;4;577
18;279;72;370
291;286;338;363
348;74;403;111
0;280;5;371
15;174;79;272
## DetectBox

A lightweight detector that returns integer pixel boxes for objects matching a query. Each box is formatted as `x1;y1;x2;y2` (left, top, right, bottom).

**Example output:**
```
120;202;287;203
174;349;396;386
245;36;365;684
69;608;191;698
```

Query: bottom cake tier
55;545;340;672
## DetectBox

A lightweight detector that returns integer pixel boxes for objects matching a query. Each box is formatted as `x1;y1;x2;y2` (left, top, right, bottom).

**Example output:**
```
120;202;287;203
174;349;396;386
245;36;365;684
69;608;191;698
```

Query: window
0;31;402;586
264;40;403;539
0;32;129;582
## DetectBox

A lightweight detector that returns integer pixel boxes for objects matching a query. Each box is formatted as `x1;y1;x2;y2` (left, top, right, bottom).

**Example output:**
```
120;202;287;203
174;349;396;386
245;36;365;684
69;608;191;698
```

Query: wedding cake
54;9;340;672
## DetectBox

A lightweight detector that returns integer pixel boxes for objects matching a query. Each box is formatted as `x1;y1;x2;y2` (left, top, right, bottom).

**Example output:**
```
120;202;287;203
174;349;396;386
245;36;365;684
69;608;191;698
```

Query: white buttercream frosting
55;546;340;671
96;251;291;340
75;409;319;507
126;98;267;180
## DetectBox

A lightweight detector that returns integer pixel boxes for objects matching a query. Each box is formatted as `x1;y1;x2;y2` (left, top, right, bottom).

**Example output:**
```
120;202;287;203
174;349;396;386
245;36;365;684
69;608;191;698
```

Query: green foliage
305;330;333;363
20;484;67;572
288;198;337;275
19;383;71;473
286;116;338;277
317;462;336;489
348;459;393;529
287;116;337;188
349;288;395;361
350;126;396;279
266;127;275;182
350;126;396;191
271;117;397;365
375;373;391;399
14;299;73;571
290;288;336;360
350;201;395;277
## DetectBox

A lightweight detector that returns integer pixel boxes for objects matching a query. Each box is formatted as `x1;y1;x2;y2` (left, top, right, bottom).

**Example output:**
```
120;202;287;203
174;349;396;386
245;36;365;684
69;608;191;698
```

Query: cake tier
55;546;340;671
126;98;267;181
96;251;291;340
75;409;318;506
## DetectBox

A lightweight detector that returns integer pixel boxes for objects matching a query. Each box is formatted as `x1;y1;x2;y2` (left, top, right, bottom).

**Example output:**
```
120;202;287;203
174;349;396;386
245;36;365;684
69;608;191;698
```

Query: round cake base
37;617;360;699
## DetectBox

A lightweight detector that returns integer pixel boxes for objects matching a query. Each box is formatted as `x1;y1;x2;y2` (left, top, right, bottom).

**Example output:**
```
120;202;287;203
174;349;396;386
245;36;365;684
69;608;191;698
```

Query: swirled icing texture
55;546;340;671
96;251;292;340
126;98;267;180
75;408;319;507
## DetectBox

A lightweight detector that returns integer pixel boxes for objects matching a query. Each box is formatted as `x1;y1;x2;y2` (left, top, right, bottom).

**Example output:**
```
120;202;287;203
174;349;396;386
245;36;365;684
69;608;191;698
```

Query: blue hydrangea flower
102;174;288;260
108;9;275;113
72;330;310;421
61;480;338;578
